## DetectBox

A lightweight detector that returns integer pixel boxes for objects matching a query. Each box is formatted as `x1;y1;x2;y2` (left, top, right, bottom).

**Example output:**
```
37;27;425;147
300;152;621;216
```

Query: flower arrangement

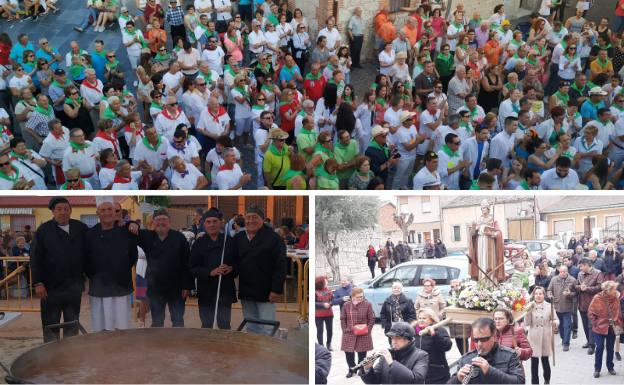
448;279;529;312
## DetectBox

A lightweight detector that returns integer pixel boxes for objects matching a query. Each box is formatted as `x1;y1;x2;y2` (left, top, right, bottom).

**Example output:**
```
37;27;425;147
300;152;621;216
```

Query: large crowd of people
1;0;623;189
315;235;624;384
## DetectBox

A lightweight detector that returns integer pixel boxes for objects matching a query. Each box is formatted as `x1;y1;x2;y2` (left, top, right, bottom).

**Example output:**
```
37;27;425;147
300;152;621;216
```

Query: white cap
95;196;115;207
371;125;389;138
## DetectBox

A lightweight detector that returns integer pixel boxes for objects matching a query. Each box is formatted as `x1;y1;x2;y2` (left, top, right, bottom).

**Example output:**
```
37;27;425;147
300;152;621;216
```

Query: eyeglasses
153;94;162;98
568;46;576;50
159;48;167;52
174;139;185;144
107;55;116;58
71;92;79;95
257;98;265;101
168;103;178;106
41;41;48;45
16;68;23;71
67;178;79;183
473;335;493;343
275;138;286;142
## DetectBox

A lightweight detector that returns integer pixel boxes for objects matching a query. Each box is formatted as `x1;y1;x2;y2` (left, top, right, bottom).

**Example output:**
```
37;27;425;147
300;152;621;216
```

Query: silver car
357;256;469;317
514;240;566;265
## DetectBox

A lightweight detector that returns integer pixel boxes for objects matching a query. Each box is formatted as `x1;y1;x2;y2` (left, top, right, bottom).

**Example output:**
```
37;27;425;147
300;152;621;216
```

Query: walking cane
212;230;229;329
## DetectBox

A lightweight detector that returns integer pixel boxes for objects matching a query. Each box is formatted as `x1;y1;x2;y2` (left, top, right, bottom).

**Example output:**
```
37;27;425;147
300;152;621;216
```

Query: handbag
349;303;369;336
602;296;623;336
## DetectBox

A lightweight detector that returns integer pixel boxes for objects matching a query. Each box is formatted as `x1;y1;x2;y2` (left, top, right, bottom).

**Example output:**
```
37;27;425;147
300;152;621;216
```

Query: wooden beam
267;196;275;221
238;196;245;214
295;196;303;225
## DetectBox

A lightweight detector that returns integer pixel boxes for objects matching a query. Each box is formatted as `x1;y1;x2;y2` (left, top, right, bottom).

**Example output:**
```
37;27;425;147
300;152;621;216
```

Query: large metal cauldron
7;324;308;384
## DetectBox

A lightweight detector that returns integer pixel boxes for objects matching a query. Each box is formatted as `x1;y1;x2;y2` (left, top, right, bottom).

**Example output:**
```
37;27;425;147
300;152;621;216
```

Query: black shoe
587;346;595;355
563;345;569;351
616;352;622;361
326;344;332;351
582;343;589;348
346;370;354;378
609;369;616;375
31;14;37;20
593;372;600;378
572;331;578;339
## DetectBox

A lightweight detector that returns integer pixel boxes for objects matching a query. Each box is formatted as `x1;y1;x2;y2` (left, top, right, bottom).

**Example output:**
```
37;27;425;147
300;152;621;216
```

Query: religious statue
467;199;505;283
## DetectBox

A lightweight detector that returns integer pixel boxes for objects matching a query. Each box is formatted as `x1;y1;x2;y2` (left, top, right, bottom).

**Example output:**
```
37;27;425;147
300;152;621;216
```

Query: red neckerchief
218;164;234;172
161;107;182;120
66;180;85;190
124;124;144;138
208;106;227;122
95;130;120;159
102;163;115;169
113;174;132;184
51;131;64;140
81;79;102;92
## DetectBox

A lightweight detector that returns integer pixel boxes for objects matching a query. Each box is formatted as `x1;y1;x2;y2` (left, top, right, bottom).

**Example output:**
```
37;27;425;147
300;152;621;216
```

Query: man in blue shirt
279;53;303;89
9;34;35;67
580;87;607;124
35;38;62;71
90;40;107;82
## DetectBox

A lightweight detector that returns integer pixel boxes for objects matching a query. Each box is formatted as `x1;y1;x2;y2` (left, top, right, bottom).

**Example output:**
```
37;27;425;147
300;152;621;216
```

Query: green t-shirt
262;144;290;187
334;139;359;180
296;130;318;162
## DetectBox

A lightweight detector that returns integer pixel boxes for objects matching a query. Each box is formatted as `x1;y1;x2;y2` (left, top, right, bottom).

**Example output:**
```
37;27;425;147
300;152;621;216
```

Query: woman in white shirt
263;22;281;67
290;8;308;31
292;24;311;71
378;42;395;76
230;73;252;140
121;21;144;70
558;44;581;81
276;14;294;47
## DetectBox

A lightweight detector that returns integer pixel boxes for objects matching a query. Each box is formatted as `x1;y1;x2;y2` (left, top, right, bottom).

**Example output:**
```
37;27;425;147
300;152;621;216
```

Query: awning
0;208;34;215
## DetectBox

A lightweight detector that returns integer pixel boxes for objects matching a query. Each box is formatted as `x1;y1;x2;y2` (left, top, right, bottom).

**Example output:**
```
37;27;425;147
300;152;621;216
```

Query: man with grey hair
348;7;364;68
547;264;577;351
447;65;471;114
85;197;138;332
433;114;470;152
35;37;62;71
214;147;251;190
111;159;142;190
80;68;104;128
295;99;317;136
62;128;99;189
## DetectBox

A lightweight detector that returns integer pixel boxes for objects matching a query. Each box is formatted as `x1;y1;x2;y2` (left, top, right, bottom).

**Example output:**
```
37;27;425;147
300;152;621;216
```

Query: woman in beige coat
414;278;446;315
526;286;559;385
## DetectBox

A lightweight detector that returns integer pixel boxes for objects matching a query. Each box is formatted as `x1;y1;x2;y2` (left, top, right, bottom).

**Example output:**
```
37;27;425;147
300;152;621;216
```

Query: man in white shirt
248;21;267;59
392;111;425;189
205;136;241;183
583;108;614;147
437;132;471;190
154;96;191;141
166;127;201;166
413;151;441;189
170;155;208;189
490;116;518;172
540;156;580;190
9;137;47;190
384;96;403;143
162;62;185;99
110;159;142;190
432;114;470;152
317;16;341;55
201;37;226;75
133;125;170;172
0;151;35;190
194;0;213;18
196;97;231;149
463;125;491;180
80;68;104;127
418;97;443;156
39;119;70;187
176;42;201;77
61;128;99;189
497;88;522;131
182;76;211;126
610;116;624;170
214;147;251;190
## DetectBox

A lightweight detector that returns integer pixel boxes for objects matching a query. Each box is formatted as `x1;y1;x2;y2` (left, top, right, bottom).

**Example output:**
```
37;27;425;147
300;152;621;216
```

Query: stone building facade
316;228;383;281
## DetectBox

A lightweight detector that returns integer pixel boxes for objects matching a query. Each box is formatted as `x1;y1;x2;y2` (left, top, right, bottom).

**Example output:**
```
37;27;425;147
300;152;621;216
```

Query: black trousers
315;316;333;346
580;310;595;347
350;35;363;67
531;356;551;384
368;260;376;278
345;351;367;370
170;24;187;45
199;301;232;329
40;290;82;343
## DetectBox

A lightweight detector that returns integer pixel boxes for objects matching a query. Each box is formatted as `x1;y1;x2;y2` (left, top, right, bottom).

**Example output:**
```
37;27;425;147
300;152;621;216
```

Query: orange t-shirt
374;11;388;33
378;21;397;43
402;24;418;47
147;29;168;54
484;41;502;65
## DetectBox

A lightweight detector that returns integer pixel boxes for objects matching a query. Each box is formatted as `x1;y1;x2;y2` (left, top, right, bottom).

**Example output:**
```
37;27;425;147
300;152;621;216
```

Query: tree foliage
144;196;171;208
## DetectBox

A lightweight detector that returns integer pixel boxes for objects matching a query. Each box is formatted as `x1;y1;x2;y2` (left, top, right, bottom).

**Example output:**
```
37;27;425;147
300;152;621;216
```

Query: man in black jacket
134;209;193;328
449;317;525;384
365;125;397;188
232;205;287;334
31;198;88;342
315;342;332;384
189;208;236;329
85;198;138;332
360;322;429;384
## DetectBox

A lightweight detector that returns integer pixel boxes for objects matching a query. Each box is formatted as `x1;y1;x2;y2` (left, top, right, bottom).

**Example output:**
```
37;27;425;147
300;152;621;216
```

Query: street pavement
321;266;624;385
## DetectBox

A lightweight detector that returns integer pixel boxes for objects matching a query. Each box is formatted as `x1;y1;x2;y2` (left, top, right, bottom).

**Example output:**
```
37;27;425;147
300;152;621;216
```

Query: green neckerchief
368;139;389;158
65;96;83;105
268;142;287;156
519;180;530;190
344;95;353;103
505;82;517;90
470;17;482;25
532;44;545;57
267;13;279;26
0;165;19;183
526;57;538;66
596;43;612;50
224;64;236;78
69;63;85;79
554;91;569;105
69;141;89;151
356;170;371;177
552;143;574;159
35;104;53;117
335;140;350;151
124;27;148;48
326;63;334;73
451;21;463;30
142;135;162;152
305;71;322;81
571;82;586;95
436;52;452;63
314;143;334;158
60;179;86;190
51;79;71;89
18;98;36;108
563;53;575;62
612;103;624;112
155;52;171;61
441;144;459;158
458;43;468;51
261;84;273;93
595;57;610;70
252;104;266;111
150;101;163;111
598;118;610;127
10;150;28;161
469;180;481;190
233;85;249;101
103;107;121;120
376;97;386;107
93;49;106;59
511;38;523;47
459;121;472;135
299;127;316;136
256;62;271;74
280;169;303;184
371;82;378;90
315;164;338;182
106;59;120;70
199;70;214;84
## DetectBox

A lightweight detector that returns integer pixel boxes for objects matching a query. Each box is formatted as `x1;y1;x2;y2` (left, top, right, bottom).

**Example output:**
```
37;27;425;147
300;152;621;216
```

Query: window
421;196;431;213
452;225;461;242
433;229;440;241
419;265;450;286
10;215;35;232
80;215;99;228
448;267;460;279
393;265;419;287
417;233;423;244
409;231;415;243
389;0;410;13
525;242;542;252
375;270;396;288
605;215;621;230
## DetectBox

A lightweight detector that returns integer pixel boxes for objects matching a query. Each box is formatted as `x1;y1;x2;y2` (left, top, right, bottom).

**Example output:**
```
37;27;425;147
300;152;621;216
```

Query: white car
513;240;566;265
357;256;469;317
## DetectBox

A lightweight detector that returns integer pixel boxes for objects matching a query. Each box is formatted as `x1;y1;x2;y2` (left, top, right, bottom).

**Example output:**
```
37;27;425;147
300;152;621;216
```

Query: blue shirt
580;99;606;121
35;48;60;70
9;42;35;65
474;141;484;179
279;64;301;86
91;51;107;82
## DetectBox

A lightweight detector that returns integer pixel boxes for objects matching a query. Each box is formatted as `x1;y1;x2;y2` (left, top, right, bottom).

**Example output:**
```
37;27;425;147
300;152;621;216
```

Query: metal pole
212;230;228;329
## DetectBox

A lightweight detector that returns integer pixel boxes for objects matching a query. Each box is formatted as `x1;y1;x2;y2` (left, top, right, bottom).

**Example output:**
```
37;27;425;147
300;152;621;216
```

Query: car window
393;265;419;287
448;267;460;279
526;242;541;252
418;265;450;286
375;270;396;288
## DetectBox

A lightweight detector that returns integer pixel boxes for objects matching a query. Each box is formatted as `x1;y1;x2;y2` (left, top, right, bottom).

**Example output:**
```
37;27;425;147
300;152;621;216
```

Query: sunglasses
159;48;167;52
168;103;178;106
108;55;116;58
41;42;48;45
568;47;576;50
16;68;23;71
275;138;286;141
197;82;206;86
257;98;265;101
453;141;461;145
473;335;493;343
154;94;162;98
67;178;80;183
71;92;79;95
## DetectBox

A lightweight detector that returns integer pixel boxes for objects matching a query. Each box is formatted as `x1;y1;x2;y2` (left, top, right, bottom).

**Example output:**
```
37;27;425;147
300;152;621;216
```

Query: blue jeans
556;311;572;346
240;299;276;335
594;329;616;372
615;16;624;33
149;294;185;327
78;8;98;29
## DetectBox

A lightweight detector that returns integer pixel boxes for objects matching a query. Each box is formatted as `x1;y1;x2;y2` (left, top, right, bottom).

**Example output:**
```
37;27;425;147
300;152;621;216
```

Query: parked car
357;256;469;317
408;243;425;259
513;240;565;265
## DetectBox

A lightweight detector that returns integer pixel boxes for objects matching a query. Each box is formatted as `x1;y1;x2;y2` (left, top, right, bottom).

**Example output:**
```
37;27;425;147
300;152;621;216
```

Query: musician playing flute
450;317;525;384
359;322;429;384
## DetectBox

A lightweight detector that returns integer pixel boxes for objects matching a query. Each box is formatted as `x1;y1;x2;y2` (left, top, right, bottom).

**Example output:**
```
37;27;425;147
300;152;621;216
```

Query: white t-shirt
197;107;231;138
418;109;441;155
133;136;170;171
9;75;31;91
0;162;35;190
215;163;243;190
231;86;252;118
490;130;516;169
194;0;213;17
574;136;603;173
176;48;201;76
248;30;267;54
318;27;341;54
166;141;200;164
154;108;191;141
413;166;441;190
171;163;203;189
378;50;395;76
62;142;98;177
394;125;418;159
39;127;70;161
205;146;241;181
121;29;144;57
213;0;231;21
162;70;184;99
201;47;226;75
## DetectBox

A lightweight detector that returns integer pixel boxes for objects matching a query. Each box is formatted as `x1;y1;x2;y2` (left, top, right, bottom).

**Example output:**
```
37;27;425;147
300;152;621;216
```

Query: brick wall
378;203;401;233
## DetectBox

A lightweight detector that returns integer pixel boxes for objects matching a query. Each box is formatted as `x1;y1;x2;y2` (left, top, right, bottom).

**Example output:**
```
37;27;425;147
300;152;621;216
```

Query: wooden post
237;196;246;215
267;196;275;221
295;196;303;225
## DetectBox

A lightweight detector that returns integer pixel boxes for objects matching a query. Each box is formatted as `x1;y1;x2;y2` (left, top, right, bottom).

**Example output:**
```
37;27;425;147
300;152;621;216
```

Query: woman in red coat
588;280;622;378
341;287;375;378
493;308;533;362
315;276;334;351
